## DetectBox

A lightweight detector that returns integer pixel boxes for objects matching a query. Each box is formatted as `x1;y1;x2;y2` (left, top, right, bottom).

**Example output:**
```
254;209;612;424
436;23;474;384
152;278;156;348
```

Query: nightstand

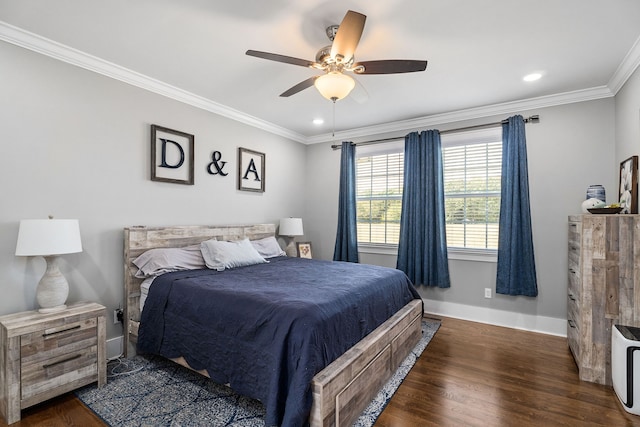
0;301;106;424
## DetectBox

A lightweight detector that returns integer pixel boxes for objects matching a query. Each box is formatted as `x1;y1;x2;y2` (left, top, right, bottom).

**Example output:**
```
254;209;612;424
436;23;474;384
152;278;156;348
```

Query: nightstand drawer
21;345;98;401
20;317;98;362
20;317;99;401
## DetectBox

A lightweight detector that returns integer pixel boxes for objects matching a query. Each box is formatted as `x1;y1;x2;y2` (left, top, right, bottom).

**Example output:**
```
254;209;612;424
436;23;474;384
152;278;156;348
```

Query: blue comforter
137;256;420;427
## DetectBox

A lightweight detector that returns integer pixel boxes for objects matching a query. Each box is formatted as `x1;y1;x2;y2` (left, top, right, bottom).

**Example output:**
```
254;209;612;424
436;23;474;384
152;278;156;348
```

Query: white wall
616;65;640;168
0;41;307;340
305;98;617;331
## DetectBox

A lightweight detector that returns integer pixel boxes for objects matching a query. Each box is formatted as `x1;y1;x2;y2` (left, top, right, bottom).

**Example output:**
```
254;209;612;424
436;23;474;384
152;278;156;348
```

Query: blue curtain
496;115;538;296
396;130;450;287
333;141;359;263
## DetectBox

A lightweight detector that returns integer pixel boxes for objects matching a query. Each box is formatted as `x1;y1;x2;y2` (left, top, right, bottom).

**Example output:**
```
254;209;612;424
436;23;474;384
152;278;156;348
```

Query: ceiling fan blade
280;76;318;97
246;50;316;68
353;60;428;75
330;10;366;62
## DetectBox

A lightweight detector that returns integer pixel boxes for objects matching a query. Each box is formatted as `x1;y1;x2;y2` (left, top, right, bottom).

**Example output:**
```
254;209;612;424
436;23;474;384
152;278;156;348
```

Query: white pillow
200;238;267;271
251;236;286;258
133;245;206;278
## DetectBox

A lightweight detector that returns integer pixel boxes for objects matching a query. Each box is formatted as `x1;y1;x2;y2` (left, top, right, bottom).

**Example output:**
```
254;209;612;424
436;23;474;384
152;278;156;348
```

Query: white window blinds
356;141;404;244
442;128;502;250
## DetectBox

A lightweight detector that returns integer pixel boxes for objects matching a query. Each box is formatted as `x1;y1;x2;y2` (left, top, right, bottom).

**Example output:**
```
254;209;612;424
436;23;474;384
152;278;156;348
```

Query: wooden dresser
0;302;106;424
567;214;640;385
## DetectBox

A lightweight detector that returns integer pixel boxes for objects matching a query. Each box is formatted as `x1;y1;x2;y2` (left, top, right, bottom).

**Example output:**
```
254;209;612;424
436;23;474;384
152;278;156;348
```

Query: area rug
76;318;440;427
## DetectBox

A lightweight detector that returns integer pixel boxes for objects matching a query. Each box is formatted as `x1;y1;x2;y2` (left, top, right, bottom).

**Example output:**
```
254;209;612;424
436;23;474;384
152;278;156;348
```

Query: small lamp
15;217;83;313
279;218;304;257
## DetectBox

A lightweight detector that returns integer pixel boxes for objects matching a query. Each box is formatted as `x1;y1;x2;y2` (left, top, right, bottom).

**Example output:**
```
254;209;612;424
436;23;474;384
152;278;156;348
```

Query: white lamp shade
16;219;83;256
314;72;356;101
279;218;304;236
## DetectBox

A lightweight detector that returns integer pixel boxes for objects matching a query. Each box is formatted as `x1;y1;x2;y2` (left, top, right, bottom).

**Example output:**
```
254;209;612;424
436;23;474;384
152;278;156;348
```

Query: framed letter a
238;147;265;192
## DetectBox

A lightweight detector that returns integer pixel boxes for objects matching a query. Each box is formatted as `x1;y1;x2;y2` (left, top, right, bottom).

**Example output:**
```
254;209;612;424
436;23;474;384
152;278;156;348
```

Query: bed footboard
310;299;423;427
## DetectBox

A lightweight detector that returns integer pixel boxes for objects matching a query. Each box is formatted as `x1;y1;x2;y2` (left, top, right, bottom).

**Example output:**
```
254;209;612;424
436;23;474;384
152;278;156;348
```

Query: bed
123;224;423;427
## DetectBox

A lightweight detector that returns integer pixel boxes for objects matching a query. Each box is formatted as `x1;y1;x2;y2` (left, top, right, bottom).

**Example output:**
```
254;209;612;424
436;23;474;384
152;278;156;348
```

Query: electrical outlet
114;309;123;324
484;288;492;299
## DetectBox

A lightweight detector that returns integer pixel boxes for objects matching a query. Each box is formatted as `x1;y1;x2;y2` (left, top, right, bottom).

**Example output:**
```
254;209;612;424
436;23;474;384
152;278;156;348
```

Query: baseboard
107;335;124;360
422;299;567;337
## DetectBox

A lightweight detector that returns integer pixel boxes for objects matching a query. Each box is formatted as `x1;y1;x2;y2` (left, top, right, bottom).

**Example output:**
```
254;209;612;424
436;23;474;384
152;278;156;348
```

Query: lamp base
284;238;298;257
36;255;70;312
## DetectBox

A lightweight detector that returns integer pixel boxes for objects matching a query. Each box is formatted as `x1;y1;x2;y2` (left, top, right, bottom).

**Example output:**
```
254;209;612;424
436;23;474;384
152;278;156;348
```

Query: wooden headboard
123;223;276;357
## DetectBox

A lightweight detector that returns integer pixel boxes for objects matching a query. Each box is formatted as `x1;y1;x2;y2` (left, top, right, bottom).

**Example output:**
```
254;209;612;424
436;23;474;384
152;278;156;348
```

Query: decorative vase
586;185;606;203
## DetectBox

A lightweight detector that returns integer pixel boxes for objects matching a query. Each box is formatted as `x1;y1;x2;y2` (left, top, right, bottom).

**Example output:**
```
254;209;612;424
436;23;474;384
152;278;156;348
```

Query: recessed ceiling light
523;73;542;82
313;118;324;125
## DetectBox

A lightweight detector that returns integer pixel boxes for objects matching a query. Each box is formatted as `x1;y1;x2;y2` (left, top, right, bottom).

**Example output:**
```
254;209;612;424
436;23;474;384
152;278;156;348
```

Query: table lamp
279;217;304;257
15;217;83;313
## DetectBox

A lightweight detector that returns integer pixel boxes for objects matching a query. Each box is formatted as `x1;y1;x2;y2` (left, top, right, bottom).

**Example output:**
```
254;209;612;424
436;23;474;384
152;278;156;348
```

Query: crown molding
0;21;307;143
1;20;636;146
608;34;640;94
306;86;615;144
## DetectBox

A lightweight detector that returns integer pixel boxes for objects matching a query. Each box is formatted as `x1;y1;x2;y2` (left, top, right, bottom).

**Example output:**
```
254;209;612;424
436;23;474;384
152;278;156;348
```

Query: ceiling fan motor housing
315;45;333;64
325;25;339;41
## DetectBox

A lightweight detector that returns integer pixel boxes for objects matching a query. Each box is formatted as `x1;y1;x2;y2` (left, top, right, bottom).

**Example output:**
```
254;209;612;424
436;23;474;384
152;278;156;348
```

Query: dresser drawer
567;293;580;325
567;277;581;363
568;268;580;300
568;221;582;302
20;317;99;401
568;230;581;268
568;221;581;246
567;317;580;361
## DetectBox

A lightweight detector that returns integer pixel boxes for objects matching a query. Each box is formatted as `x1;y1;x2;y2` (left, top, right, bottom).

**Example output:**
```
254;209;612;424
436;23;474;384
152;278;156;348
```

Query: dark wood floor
3;316;640;426
377;316;640;427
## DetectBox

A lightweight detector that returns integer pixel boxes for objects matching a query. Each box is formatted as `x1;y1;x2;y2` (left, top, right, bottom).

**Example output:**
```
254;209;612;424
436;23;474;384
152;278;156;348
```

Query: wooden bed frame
123;224;423;427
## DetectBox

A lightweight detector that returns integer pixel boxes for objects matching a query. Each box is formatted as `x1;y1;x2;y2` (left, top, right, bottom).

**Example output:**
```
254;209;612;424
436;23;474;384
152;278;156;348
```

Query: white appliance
612;324;640;415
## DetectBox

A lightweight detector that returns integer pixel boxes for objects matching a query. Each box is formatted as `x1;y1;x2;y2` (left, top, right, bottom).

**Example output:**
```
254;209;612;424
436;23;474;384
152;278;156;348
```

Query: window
356;141;404;245
442;128;502;250
355;129;502;254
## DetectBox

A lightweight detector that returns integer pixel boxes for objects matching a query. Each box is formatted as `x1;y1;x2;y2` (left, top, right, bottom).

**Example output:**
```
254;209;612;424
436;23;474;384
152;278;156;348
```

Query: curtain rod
330;115;540;150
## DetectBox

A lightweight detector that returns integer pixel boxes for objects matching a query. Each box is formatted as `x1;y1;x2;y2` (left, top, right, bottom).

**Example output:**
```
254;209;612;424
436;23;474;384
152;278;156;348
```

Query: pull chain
331;97;337;138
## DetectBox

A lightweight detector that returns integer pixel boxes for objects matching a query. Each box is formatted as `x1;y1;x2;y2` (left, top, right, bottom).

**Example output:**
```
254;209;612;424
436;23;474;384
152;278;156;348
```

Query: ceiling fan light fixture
314;72;355;101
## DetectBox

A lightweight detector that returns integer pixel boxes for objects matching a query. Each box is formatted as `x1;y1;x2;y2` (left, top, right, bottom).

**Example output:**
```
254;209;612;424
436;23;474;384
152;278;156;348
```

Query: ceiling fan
246;10;428;102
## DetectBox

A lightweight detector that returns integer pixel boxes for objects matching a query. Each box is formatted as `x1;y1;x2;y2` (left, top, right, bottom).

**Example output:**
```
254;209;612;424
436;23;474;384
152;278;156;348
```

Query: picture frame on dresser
150;124;195;185
297;242;312;259
619;155;638;213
